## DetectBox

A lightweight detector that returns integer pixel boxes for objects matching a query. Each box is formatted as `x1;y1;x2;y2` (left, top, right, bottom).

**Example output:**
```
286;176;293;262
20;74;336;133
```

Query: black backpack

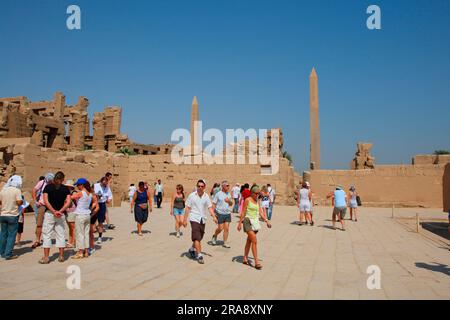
356;195;362;206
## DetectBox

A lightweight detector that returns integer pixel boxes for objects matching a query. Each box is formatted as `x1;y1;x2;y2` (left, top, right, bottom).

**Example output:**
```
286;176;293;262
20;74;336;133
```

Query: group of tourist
0;171;115;263
1;171;363;270
296;181;359;231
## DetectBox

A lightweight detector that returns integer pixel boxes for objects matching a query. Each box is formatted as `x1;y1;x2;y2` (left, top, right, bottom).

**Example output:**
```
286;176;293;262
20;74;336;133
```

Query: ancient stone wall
308;164;445;208
128;155;297;205
0;141;129;207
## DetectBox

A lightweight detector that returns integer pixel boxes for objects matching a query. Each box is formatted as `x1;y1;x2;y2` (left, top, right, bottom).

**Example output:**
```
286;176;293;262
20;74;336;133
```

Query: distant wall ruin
444;163;450;212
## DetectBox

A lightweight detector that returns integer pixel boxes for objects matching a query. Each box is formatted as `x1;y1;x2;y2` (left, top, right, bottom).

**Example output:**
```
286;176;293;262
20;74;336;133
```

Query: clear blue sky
1;0;449;173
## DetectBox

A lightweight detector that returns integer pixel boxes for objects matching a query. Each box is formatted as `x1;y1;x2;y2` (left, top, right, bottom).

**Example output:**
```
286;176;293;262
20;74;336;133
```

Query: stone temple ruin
351;142;375;170
0;92;172;155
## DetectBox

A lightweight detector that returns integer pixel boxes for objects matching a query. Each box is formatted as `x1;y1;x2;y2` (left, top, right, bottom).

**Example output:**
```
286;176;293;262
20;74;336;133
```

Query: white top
75;191;92;215
299;188;310;204
94;183;113;203
232;186;240;199
128;186;137;197
186;191;212;224
155;183;164;193
0;187;22;217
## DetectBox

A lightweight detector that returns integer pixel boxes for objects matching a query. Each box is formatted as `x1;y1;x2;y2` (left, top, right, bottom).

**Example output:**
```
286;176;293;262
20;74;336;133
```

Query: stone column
309;68;321;170
93;112;106;150
190;96;201;155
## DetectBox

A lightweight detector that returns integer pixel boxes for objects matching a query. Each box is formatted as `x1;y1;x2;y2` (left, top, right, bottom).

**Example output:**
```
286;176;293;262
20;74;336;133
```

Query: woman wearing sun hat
71;178;99;259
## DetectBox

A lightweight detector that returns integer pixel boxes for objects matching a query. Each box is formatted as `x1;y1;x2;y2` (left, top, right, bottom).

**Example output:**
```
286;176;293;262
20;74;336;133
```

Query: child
15;197;29;247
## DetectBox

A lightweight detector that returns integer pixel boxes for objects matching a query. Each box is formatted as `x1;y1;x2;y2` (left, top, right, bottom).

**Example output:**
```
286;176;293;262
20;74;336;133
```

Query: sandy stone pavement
0;203;448;300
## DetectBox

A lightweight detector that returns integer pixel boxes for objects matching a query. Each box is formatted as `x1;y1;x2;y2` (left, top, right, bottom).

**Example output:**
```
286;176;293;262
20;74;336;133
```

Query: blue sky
1;0;449;173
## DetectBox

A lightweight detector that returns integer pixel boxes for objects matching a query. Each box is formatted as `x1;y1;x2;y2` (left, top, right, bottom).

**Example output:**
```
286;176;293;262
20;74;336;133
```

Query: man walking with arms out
211;181;233;248
155;179;164;209
183;179;217;264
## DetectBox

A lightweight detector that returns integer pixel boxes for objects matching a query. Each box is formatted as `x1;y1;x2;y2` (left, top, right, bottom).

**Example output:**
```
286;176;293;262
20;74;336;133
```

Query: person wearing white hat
32;173;55;249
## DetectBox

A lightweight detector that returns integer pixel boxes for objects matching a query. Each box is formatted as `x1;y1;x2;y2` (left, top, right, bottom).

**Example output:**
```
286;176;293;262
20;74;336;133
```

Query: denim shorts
173;208;184;215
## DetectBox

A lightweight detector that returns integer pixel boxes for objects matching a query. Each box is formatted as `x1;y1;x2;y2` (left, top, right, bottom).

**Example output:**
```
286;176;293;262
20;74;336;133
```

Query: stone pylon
190;96;201;155
309;67;320;170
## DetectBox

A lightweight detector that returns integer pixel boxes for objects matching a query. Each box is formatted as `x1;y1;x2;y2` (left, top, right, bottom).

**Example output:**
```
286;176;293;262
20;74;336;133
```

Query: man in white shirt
155;179;164;208
93;177;113;246
231;183;240;213
183;179;217;264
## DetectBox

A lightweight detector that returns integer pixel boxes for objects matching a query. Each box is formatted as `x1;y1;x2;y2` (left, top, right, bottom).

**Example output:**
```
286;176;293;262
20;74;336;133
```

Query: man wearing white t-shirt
183;179;217;264
231;183;240;213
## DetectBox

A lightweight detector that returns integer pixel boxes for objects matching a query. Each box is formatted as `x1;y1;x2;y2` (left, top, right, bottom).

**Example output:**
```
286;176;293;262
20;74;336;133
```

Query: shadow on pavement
415;262;450;276
421;222;450;241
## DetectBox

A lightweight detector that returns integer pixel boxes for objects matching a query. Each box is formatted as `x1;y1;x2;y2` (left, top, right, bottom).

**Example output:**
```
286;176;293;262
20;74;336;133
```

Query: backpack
356;195;362;206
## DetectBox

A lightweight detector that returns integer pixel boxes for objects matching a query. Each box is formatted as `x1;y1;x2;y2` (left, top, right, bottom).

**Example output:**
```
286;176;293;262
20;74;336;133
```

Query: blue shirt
334;190;347;208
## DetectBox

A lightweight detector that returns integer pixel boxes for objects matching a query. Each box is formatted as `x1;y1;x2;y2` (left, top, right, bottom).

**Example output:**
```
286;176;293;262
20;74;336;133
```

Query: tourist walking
0;175;23;260
32;176;45;223
348;185;358;222
231;183;240;213
71;178;98;259
237;185;271;270
267;184;276;221
16;197;29;247
326;185;348;231
155;179;164;208
104;172;115;230
260;185;271;222
238;183;251;213
306;181;314;225
93;177;113;245
298;182;314;226
64;180;76;248
210;183;220;197
129;184;136;202
183;179;217;264
39;171;71;264
211;181;233;248
170;184;185;238
130;181;153;236
32;173;54;249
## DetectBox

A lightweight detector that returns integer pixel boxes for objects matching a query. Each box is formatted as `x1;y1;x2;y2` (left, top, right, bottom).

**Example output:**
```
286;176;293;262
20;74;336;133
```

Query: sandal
71;253;84;260
38;258;49;264
31;242;41;249
255;264;263;270
58;256;65;263
66;243;74;248
243;259;253;267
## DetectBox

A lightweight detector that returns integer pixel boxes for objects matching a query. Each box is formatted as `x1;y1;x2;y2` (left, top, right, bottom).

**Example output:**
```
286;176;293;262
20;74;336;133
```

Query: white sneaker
222;242;231;249
96;238;102;245
176;232;180;238
211;235;217;245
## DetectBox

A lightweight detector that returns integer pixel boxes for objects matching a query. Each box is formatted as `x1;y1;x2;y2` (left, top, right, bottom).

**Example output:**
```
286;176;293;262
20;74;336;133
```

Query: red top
241;189;251;200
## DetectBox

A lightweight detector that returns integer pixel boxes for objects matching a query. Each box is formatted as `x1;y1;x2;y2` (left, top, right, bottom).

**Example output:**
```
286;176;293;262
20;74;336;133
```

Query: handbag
356;195;362;206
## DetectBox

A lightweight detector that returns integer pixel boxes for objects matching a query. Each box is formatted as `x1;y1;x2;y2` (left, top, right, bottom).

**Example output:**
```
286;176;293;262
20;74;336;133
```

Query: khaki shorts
243;217;259;234
333;206;347;218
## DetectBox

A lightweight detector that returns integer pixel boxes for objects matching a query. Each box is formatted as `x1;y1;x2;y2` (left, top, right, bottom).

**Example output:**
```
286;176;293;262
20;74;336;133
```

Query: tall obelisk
190;96;200;155
309;68;320;170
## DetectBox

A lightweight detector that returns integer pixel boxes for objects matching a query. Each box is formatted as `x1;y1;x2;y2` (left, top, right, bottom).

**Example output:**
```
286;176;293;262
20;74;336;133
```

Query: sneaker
197;256;204;264
188;248;196;259
176;232;180;238
96;238;102;245
222;242;231;249
89;248;96;256
5;255;19;260
211;235;217;245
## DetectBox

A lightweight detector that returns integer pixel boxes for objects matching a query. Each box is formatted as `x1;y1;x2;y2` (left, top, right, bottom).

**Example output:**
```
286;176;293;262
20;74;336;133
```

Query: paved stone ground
0;204;449;300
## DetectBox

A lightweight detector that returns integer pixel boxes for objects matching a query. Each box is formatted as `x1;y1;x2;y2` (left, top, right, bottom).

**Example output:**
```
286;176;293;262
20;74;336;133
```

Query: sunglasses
197;185;206;188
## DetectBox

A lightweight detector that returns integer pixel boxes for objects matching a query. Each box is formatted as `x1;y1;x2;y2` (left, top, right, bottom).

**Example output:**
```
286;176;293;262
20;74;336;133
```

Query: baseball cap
75;178;88;186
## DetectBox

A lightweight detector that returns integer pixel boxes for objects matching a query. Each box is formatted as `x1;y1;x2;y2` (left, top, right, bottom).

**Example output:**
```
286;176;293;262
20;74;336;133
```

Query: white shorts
299;202;311;212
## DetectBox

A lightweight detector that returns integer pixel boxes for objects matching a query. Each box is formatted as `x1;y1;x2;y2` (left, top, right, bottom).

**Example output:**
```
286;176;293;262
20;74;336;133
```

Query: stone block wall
309;164;445;208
